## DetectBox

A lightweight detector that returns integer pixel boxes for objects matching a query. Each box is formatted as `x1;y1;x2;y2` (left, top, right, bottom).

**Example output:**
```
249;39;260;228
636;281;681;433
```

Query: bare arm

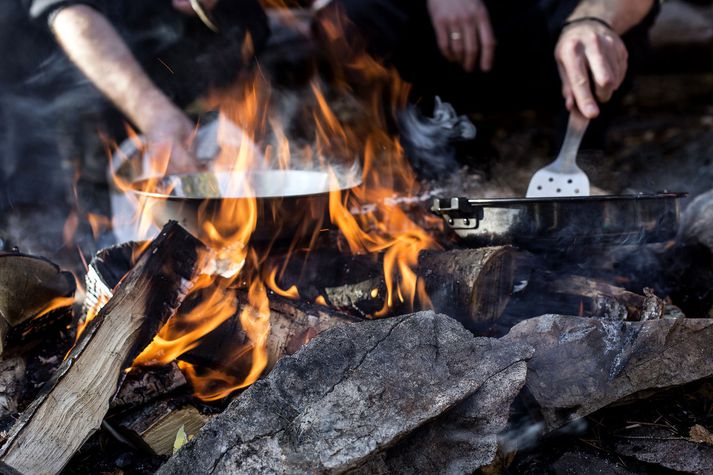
555;0;655;118
51;5;197;173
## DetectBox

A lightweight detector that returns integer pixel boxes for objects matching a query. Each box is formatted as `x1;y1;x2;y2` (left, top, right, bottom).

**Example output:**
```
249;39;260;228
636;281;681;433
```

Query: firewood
419;247;518;325
112;401;207;456
0;222;206;475
271;246;519;325
542;273;665;321
111;363;187;410
0;253;75;355
178;293;360;374
84;244;359;388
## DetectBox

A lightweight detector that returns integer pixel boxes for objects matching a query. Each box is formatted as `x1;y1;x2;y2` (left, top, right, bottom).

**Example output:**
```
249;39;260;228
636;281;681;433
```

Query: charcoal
504;314;713;430
158;311;533;475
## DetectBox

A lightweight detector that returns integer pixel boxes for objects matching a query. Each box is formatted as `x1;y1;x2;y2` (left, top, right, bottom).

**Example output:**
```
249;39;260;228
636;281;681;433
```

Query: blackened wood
178;293;359;375
0;222;206;475
271;247;518;324
111;363;187;409
0;253;75;354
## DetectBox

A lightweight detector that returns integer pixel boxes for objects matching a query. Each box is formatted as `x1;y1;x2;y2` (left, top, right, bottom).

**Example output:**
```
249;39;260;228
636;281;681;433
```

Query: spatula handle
553;111;589;172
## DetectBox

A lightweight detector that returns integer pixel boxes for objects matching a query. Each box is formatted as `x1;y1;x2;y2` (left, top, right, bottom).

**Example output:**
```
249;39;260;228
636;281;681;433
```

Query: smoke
398;97;476;179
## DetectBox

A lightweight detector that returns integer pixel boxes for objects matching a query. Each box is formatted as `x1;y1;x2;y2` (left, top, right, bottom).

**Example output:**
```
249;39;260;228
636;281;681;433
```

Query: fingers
462;20;478;72
427;0;495;72
475;6;495;71
559;42;599;118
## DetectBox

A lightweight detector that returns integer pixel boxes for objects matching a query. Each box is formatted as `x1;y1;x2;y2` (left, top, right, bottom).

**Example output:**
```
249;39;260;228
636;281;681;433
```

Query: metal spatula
526;111;590;198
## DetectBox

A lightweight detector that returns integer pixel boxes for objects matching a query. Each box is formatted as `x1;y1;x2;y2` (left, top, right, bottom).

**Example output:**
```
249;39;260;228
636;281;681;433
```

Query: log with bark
270;246;520;326
85;243;361;392
0;222;206;475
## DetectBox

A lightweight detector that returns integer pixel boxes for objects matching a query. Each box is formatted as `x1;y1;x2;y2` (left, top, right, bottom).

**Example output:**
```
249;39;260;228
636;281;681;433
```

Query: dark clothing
330;0;658;113
25;0;269;106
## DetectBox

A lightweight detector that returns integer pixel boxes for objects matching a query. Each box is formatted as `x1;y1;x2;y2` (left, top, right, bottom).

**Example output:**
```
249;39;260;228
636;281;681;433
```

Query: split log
85;244;359;387
0;222;206;475
0;253;75;354
271;246;520;325
504;314;713;431
158;311;533;474
112;401;207;456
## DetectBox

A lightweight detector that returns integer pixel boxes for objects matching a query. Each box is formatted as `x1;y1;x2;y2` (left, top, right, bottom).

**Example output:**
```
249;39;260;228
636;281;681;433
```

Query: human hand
142;108;199;176
427;0;495;72
555;20;628;119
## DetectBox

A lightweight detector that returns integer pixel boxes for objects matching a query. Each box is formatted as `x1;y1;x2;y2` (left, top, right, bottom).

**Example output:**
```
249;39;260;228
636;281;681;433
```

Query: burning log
111;363;187;409
272;246;519;324
158;311;533;474
0;253;75;355
419;247;518;325
504;314;713;431
175;293;360;377
0;222;206;475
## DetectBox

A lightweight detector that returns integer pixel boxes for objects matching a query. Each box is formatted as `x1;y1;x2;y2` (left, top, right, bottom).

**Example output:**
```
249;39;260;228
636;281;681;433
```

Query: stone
504;314;713;430
159;311;533;474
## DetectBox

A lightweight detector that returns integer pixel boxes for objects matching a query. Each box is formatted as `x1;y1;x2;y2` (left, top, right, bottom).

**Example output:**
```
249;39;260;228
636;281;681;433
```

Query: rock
615;428;713;475
552;450;639;475
504;315;713;430
158;311;533;475
372;360;528;474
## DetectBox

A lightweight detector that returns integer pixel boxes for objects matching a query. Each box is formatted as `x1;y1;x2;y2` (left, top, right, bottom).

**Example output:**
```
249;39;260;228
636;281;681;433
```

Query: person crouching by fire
27;0;270;177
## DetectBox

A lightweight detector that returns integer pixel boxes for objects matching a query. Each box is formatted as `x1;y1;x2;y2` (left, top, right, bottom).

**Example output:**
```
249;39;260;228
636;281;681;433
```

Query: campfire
3;3;713;475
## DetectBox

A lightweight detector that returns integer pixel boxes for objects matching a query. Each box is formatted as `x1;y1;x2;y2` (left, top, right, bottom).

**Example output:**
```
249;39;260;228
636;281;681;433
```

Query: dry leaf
689;424;713;446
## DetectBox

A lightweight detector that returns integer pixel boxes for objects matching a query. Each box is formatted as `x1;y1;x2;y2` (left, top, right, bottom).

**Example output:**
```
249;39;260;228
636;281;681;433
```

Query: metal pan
129;169;360;244
431;193;686;250
110;123;362;245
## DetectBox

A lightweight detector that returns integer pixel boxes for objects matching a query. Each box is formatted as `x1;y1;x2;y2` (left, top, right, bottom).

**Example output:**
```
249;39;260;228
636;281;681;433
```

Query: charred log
0;222;206;475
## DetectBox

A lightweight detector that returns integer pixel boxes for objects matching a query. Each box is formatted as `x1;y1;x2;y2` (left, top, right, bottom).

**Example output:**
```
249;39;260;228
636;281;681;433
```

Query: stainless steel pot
110;122;361;245
431;193;686;250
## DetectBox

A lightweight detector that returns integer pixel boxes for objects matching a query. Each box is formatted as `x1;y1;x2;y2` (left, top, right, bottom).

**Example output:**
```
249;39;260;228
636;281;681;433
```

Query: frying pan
110;122;361;245
431;193;686;250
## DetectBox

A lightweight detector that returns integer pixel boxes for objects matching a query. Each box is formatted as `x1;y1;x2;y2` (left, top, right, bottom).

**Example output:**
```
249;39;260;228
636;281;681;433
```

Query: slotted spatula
526;111;590;198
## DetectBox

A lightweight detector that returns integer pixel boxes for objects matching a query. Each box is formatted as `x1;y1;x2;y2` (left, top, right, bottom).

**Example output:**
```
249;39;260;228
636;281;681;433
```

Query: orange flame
112;11;439;401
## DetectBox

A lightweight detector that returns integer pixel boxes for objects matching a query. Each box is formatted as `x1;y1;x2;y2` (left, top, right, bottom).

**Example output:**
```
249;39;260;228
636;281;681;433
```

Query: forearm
568;0;655;35
51;5;179;132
